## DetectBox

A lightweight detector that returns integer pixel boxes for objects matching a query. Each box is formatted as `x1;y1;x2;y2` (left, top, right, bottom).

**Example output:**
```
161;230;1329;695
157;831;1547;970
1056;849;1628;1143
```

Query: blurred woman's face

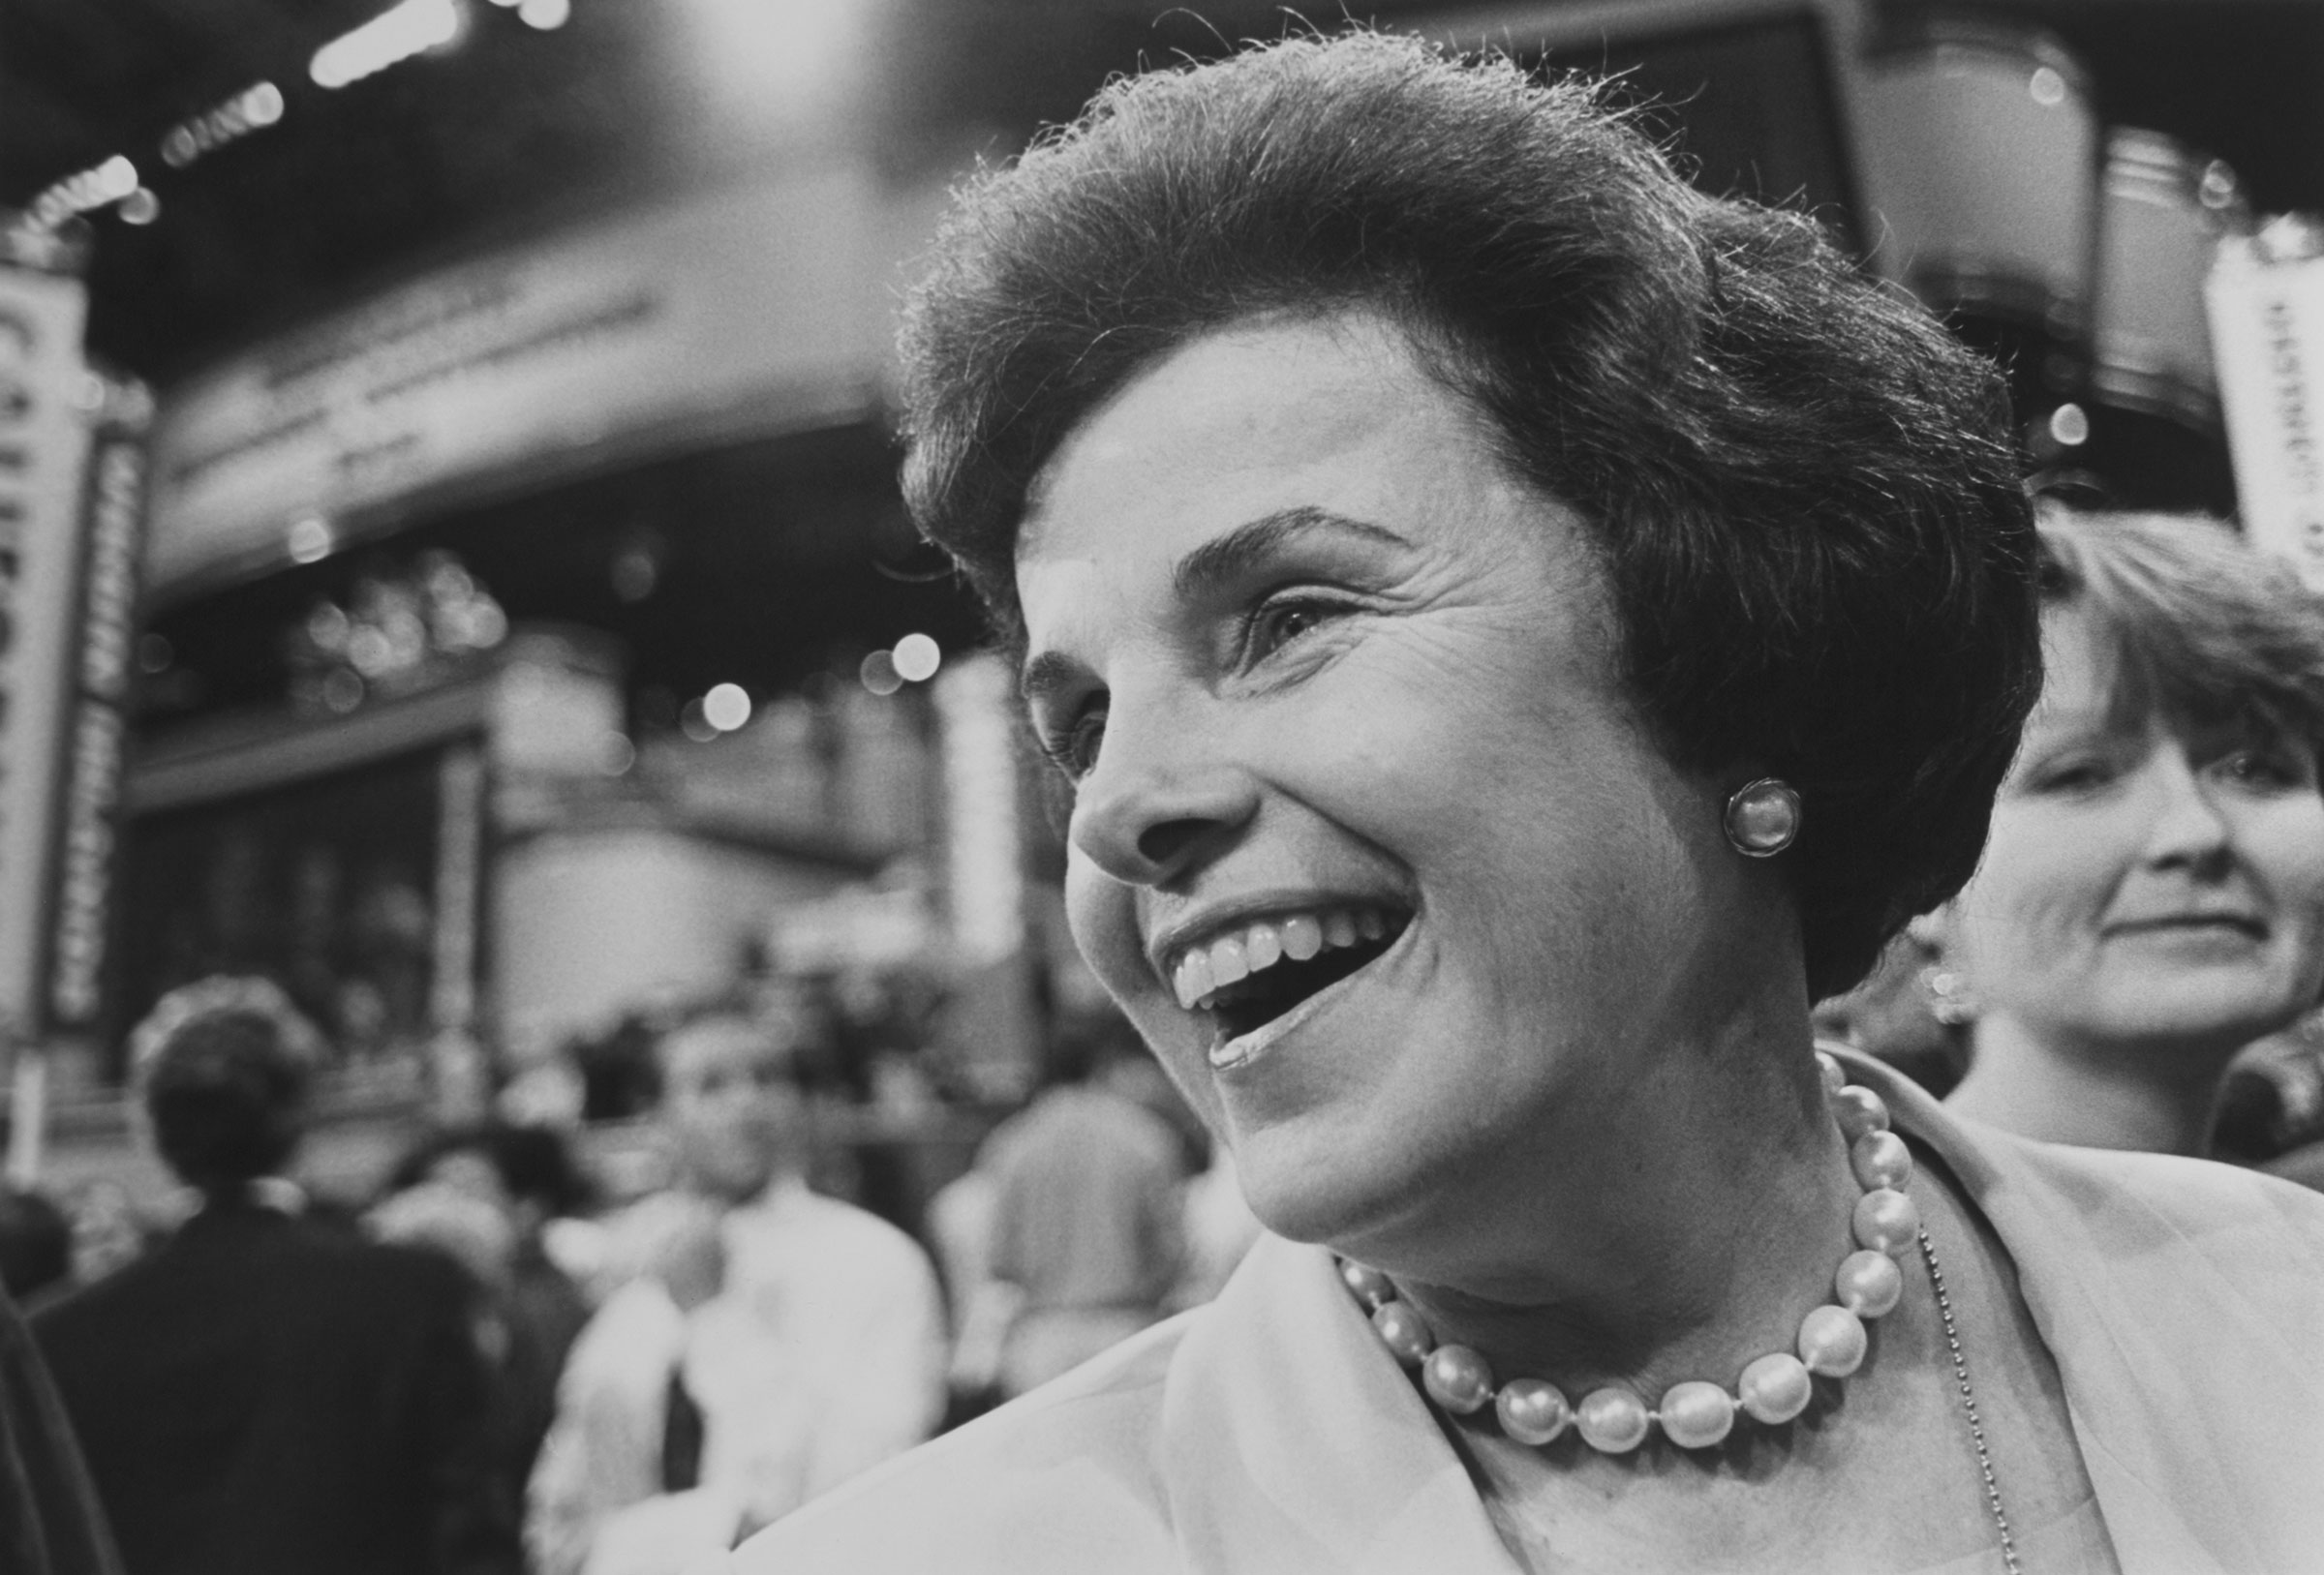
1015;312;1760;1252
1950;602;2324;1059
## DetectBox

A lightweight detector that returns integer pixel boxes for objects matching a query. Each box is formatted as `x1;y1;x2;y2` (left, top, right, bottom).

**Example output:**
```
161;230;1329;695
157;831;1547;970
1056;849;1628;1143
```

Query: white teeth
1176;950;1215;1011
1245;922;1283;970
1169;905;1406;1013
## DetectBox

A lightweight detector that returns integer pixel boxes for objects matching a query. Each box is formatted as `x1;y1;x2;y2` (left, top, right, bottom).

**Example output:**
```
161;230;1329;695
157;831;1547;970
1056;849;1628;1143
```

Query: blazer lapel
1852;1054;2324;1575
1157;1233;1522;1575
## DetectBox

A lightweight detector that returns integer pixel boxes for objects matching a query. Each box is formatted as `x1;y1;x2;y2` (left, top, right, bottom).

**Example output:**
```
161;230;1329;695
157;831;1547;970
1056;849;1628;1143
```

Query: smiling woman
713;29;2324;1575
1940;509;2324;1156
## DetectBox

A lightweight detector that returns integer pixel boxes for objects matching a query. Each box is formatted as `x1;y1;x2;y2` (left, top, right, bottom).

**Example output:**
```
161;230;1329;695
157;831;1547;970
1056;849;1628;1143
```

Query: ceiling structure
6;0;2319;716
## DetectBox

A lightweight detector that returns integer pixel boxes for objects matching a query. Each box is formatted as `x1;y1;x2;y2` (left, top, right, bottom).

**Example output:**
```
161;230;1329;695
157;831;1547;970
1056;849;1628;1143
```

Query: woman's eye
2031;757;2112;794
2215;745;2314;791
1247;596;1345;661
1039;709;1107;781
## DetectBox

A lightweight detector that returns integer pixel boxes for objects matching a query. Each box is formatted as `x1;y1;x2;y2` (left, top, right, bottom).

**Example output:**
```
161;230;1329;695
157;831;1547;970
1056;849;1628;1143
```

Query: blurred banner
2209;223;2324;590
145;162;950;600
43;374;153;1038
0;220;96;1074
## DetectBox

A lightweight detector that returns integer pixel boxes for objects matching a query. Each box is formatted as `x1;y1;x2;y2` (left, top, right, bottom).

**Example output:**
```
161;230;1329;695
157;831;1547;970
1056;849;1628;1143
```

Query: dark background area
7;0;2318;720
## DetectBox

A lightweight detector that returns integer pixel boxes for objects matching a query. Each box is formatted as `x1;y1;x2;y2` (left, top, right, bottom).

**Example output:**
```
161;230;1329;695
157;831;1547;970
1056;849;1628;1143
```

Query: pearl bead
1798;1304;1868;1377
1727;781;1800;853
1835;1248;1904;1318
1422;1345;1495;1414
1339;1260;1395;1310
1575;1387;1652;1454
1850;1130;1912;1191
1658;1380;1736;1449
1496;1378;1572;1445
1830;1085;1890;1141
1852;1187;1920;1256
1815;1049;1847;1096
1372;1301;1433;1367
1737;1351;1813;1424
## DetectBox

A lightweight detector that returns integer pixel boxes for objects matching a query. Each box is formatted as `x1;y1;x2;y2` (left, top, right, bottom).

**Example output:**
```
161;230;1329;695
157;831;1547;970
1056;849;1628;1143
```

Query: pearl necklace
1342;1052;2021;1570
1343;1051;1925;1454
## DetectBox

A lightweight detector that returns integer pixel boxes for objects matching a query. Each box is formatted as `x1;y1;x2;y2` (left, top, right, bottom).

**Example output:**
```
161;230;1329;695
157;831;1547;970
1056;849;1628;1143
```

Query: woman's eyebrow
1170;506;1410;600
1020;650;1083;708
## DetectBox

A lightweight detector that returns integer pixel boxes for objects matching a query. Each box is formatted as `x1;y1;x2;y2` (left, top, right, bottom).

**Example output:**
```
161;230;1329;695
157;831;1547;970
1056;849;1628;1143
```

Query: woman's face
1014;312;1776;1256
1950;601;2324;1059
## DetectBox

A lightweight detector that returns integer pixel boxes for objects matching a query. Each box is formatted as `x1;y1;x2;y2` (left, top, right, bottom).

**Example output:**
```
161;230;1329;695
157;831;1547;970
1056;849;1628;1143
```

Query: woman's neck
1376;1037;1865;1400
1945;1012;2229;1157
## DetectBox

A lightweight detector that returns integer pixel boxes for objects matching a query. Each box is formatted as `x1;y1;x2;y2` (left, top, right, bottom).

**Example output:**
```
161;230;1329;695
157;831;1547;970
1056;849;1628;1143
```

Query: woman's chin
1227;1119;1459;1257
2082;980;2311;1058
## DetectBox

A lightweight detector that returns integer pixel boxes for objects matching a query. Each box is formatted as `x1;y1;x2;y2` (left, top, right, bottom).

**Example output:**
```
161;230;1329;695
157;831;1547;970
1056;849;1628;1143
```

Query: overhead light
891;633;941;682
312;0;464;90
859;650;902;696
518;0;569;29
243;82;286;126
117;189;161;226
287;516;335;563
702;682;752;732
26;154;141;228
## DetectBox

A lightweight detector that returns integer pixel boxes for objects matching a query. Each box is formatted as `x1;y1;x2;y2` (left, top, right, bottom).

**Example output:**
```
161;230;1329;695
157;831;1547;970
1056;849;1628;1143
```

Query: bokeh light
859;650;902;696
287;516;334;563
891;633;941;682
702;681;752;731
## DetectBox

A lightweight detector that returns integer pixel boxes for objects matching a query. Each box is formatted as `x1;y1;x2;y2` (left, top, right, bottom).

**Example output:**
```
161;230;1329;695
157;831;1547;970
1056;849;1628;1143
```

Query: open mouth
1168;906;1413;1042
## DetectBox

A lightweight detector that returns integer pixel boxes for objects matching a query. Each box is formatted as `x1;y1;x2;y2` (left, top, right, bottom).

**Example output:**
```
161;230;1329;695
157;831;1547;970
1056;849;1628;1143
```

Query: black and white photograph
4;1;2323;1570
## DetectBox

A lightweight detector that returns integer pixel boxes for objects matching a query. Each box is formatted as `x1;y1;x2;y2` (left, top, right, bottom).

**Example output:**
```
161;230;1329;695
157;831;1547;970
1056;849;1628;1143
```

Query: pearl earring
1922;965;1979;1026
1725;777;1802;858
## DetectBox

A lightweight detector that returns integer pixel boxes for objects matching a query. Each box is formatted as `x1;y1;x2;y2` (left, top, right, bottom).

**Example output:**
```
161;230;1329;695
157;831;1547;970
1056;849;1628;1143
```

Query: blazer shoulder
726;1316;1192;1575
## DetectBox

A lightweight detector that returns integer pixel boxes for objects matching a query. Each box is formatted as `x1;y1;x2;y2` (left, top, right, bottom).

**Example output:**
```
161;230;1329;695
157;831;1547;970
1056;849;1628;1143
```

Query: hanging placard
0;219;96;1055
2208;227;2324;588
42;375;153;1031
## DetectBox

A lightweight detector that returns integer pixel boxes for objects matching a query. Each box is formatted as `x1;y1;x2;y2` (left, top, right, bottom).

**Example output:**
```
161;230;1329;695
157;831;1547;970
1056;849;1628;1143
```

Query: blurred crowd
12;502;2324;1570
0;972;1256;1575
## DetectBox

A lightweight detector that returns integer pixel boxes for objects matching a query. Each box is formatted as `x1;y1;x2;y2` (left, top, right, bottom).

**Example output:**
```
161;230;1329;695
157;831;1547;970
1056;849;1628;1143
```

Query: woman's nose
1069;725;1260;887
2140;749;2235;874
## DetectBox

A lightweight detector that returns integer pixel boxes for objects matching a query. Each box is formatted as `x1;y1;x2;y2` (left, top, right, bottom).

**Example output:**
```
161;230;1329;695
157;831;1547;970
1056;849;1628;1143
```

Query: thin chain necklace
1346;1053;2023;1570
1917;1223;2022;1575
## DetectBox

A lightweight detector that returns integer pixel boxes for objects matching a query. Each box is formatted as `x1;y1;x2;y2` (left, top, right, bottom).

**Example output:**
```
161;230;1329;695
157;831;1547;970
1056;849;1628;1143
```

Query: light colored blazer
716;1057;2324;1573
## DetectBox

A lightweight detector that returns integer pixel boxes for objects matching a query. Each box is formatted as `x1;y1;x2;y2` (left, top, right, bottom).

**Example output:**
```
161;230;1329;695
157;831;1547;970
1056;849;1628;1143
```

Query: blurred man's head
653;1014;804;1204
136;995;318;1198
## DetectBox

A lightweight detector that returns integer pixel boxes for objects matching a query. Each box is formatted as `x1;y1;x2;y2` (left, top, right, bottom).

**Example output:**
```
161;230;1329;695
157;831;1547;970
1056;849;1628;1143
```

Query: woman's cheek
2250;795;2324;961
1961;805;2119;984
1064;853;1152;1008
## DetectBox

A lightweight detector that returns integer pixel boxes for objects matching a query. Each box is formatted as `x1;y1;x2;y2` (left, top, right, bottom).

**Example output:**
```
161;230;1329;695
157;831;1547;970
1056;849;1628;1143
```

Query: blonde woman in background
1936;509;2324;1156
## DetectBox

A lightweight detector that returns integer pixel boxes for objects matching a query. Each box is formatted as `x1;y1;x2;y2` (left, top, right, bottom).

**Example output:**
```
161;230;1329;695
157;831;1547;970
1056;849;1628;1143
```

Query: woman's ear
1903;907;1952;952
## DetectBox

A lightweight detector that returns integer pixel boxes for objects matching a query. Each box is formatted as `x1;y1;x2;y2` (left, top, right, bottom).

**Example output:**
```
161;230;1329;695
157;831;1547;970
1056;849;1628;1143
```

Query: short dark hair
388;1121;595;1218
899;30;2041;997
141;1008;313;1194
2037;508;2324;750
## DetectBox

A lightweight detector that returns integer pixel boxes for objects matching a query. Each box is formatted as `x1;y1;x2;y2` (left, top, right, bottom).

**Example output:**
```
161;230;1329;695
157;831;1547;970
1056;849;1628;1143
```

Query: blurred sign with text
2210;225;2324;589
0;220;96;1054
146;163;947;599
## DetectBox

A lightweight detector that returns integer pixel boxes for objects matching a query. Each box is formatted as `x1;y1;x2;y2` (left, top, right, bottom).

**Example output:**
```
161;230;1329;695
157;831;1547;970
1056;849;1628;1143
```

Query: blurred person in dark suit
31;978;508;1575
1;1281;120;1575
382;1122;596;1513
0;1188;73;1305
